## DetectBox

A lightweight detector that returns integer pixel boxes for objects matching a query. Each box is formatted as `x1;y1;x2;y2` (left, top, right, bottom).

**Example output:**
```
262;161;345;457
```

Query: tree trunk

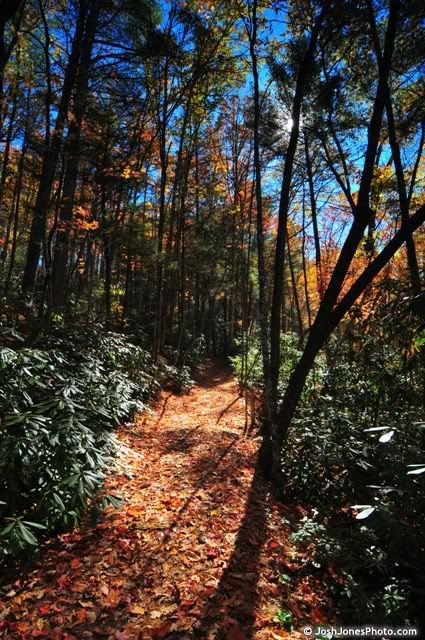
304;134;322;298
267;7;328;485
368;0;421;293
21;1;87;295
51;0;100;309
3;102;29;289
0;83;18;276
269;7;327;419
271;0;402;490
248;0;270;391
0;0;25;125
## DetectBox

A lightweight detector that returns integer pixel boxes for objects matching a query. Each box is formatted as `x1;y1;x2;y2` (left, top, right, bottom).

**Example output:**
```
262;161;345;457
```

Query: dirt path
0;360;330;640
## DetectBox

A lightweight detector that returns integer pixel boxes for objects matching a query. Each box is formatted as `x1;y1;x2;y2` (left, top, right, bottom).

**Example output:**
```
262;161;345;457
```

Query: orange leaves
69;580;88;593
75;608;87;624
0;361;333;639
74;205;99;232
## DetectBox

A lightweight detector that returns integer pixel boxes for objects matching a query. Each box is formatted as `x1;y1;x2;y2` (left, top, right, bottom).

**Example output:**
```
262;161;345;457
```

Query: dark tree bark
270;0;402;490
246;0;270;392
304;134;322;299
0;82;18;276
2;90;30;289
21;1;87;295
368;0;421;293
51;0;100;309
0;0;25;123
267;5;329;483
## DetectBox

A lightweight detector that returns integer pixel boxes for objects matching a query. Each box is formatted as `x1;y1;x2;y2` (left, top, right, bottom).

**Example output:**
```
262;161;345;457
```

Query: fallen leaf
39;604;51;615
227;625;247;640
75;609;87;624
129;604;146;615
70;581;88;593
153;621;172;639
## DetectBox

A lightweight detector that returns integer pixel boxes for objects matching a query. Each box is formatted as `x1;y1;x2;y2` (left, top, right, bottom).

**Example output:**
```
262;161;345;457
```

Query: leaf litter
0;360;332;639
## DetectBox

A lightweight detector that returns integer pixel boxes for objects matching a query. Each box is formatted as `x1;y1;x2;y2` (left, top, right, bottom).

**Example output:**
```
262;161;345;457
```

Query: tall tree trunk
51;0;100;309
301;187;312;329
287;235;303;343
0;0;25;127
21;1;87;295
3;99;29;289
247;0;270;391
0;83;18;276
304;133;322;298
368;0;421;293
267;6;328;485
152;59;170;359
271;0;402;490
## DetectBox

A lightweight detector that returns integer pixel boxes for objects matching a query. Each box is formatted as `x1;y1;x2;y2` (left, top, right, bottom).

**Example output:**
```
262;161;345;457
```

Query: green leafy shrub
0;327;173;560
283;295;425;624
231;331;323;395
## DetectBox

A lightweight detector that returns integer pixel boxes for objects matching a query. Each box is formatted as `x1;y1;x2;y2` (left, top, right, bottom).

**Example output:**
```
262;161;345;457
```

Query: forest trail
0;360;330;640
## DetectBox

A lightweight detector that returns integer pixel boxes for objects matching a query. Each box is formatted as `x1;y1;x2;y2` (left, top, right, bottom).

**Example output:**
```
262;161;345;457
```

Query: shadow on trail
161;425;203;454
192;460;270;640
194;358;233;388
163;435;240;540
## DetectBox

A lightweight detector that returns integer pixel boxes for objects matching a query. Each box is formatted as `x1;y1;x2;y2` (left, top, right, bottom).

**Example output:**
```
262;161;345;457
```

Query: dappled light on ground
0;361;331;639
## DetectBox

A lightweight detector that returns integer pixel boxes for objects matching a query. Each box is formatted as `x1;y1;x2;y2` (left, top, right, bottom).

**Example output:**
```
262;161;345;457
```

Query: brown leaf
153;621;172;639
70;581;88;593
227;625;247;640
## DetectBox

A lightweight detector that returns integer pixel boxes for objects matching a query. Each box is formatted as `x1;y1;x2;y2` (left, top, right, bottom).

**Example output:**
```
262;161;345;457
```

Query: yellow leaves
122;165;144;180
214;182;226;195
126;504;145;517
75;205;99;232
80;220;99;231
129;604;146;615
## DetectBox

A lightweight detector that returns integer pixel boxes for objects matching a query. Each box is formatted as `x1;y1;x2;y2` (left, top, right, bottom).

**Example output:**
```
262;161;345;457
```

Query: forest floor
0;359;331;640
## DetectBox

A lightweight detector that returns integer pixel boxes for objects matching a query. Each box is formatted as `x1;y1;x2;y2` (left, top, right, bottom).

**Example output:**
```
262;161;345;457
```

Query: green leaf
407;467;425;475
379;430;395;443
276;608;293;631
352;506;376;519
23;521;47;530
18;523;38;546
0;521;16;536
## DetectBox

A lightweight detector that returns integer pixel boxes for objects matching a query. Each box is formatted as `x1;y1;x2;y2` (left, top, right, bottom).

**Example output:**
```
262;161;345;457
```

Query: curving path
0;360;330;639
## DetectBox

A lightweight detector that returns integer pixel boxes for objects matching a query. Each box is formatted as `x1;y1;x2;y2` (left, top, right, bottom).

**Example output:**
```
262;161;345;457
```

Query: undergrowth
232;292;425;626
0;322;194;562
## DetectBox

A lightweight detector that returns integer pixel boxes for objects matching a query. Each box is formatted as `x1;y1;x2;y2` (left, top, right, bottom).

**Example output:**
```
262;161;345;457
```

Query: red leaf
39;604;51;615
